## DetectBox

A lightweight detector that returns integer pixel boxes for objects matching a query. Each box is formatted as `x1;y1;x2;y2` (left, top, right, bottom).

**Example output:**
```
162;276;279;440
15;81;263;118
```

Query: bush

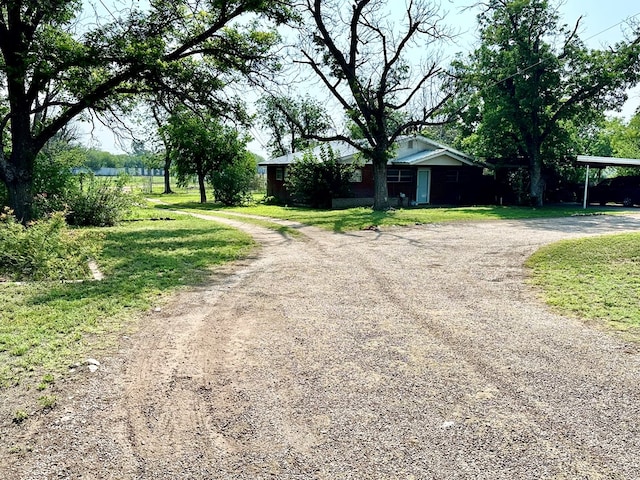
285;146;357;208
0;209;100;281
210;152;258;206
34;176;135;226
261;195;283;205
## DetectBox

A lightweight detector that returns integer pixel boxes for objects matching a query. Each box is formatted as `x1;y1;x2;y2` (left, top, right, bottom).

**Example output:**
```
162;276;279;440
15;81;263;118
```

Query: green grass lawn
526;233;640;338
150;192;618;232
0;208;254;390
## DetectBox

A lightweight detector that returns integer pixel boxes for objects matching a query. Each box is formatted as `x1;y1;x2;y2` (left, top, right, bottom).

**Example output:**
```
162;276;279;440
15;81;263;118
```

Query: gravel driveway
3;212;640;479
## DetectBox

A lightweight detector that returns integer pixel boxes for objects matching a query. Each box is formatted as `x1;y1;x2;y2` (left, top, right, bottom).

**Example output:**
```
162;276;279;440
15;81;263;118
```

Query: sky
76;0;640;156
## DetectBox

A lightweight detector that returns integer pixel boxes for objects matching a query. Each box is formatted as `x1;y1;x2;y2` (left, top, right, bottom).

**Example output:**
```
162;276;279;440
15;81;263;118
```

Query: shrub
66;177;135;226
285;146;357;208
261;195;282;205
34;176;135;227
210;152;259;206
0;208;100;281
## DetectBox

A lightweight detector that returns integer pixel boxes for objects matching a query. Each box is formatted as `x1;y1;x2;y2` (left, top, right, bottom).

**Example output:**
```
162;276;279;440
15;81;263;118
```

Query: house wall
350;165;375;198
266;164;490;206
266;166;288;200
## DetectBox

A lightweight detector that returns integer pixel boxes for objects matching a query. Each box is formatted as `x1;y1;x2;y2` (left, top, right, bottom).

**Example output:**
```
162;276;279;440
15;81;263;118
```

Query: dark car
589;175;640;207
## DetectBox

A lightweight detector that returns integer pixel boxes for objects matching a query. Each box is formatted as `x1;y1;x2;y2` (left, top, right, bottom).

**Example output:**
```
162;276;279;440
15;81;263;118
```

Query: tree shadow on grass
25;223;253;310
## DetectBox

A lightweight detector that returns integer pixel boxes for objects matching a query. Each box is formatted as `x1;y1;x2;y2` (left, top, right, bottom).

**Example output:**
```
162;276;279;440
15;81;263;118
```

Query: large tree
454;0;640;206
291;0;455;210
0;0;290;221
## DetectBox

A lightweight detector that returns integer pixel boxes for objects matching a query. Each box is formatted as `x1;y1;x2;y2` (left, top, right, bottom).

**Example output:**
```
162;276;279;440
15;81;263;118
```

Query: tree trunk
6;176;34;222
198;173;207;203
529;151;544;207
163;152;173;194
372;156;389;211
2;147;37;223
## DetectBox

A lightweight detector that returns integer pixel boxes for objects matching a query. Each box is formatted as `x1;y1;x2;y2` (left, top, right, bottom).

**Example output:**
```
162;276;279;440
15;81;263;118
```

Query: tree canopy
453;0;640;206
161;108;251;204
0;0;291;220
257;95;332;158
285;0;455;210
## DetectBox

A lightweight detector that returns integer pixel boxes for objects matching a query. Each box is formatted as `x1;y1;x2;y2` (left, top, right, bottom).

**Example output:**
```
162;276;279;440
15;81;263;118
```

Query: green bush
34;176;135;227
0;209;100;281
261;195;283;205
210;152;258;206
284;146;357;208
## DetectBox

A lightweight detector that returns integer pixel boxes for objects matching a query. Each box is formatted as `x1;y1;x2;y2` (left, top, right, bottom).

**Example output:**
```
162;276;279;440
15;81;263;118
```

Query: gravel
2;212;640;479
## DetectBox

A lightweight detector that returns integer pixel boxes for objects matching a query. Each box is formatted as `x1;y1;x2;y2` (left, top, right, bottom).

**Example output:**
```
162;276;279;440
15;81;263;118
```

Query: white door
416;168;430;204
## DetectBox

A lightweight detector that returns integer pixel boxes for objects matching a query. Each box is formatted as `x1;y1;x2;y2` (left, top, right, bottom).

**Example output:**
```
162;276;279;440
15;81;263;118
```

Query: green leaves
0;0;294;220
284;146;357;208
257;95;332;158
161;108;251;204
454;0;640;205
0;209;100;281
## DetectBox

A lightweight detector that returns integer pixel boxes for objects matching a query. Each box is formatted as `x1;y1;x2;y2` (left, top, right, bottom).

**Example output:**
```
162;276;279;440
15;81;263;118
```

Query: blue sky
562;0;639;47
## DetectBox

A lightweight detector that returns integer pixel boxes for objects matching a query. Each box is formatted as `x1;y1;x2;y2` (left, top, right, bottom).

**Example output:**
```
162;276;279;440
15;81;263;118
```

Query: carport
577;155;640;208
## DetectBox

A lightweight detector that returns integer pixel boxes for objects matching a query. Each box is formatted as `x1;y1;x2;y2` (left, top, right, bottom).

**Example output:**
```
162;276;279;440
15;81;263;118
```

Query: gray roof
258;135;477;167
259;140;359;166
577;155;640;167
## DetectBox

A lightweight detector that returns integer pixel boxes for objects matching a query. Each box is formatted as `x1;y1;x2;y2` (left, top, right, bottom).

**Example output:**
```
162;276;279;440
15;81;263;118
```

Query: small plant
261;195;282;205
38;395;57;409
37;374;55;391
13;409;28;423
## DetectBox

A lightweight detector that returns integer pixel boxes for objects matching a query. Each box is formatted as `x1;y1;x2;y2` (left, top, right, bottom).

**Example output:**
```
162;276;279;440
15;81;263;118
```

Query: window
387;169;413;183
408;140;414;149
350;168;363;183
445;170;459;183
275;167;284;181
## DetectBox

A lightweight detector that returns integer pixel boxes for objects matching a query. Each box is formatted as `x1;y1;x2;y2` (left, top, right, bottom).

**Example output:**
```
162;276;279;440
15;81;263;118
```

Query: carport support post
583;164;590;209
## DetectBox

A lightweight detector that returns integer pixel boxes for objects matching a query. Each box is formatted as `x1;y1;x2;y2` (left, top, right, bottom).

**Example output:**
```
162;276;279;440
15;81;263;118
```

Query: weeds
0;209;99;281
0;208;254;389
37;374;55;391
37;395;57;409
13;409;28;423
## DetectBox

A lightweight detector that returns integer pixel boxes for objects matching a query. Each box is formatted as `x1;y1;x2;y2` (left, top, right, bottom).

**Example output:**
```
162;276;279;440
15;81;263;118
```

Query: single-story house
259;135;490;207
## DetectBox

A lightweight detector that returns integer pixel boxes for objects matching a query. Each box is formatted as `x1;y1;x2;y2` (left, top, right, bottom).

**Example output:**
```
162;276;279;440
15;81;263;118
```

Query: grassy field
0;208;254;392
526;233;640;338
150;192;618;232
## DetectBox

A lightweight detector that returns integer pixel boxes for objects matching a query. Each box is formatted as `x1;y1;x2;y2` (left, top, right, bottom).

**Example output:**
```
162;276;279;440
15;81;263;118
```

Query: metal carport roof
577;155;640;208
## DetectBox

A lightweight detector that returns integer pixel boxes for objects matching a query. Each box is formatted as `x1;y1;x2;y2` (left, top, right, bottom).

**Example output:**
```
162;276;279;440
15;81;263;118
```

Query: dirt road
3;213;640;479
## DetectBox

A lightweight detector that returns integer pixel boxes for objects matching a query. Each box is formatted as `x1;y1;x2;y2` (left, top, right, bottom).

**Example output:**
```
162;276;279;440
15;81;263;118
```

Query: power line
479;10;640;92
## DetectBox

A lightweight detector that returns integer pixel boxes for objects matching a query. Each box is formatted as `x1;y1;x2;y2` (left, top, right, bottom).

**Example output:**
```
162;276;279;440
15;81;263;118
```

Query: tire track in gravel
4;212;640;479
328;220;637;479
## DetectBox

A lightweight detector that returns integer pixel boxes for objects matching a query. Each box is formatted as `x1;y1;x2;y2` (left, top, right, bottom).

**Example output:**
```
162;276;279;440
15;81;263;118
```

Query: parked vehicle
589;175;640;206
